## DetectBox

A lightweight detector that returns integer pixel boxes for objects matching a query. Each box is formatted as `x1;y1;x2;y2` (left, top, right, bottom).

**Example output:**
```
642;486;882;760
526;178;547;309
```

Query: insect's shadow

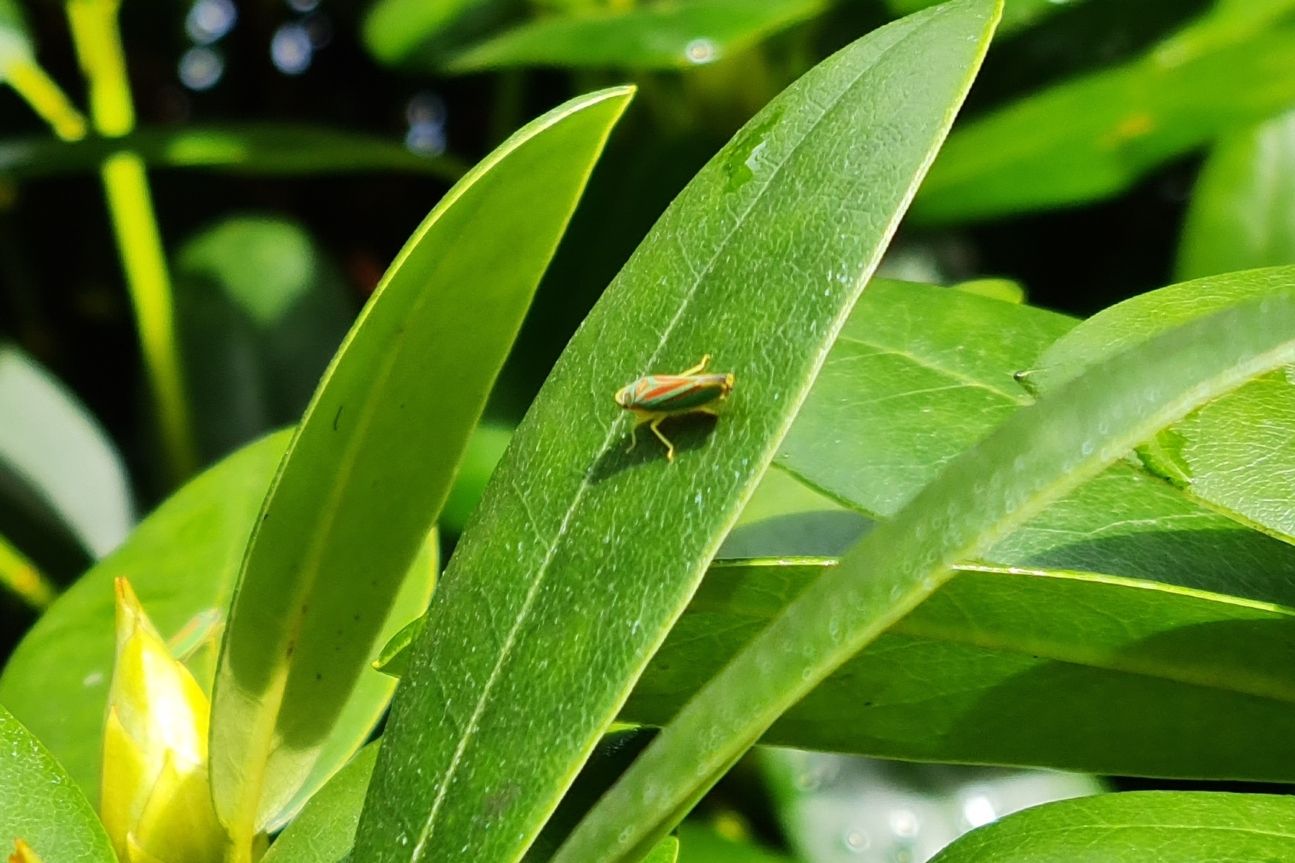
590;414;720;484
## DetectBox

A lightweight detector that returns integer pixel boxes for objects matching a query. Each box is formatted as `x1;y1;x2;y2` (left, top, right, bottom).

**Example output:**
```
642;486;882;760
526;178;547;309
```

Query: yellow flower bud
8;838;45;863
101;578;227;863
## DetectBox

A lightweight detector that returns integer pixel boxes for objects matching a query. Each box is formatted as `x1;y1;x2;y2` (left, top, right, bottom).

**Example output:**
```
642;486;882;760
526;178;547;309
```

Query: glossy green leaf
354;3;1001;862
912;12;1295;223
448;0;827;72
928;791;1295;862
0;344;134;559
260;746;379;863
1178;111;1295;280
209;87;634;843
626;557;1295;778
1030;267;1295;545
0;705;115;863
778;280;1073;519
173;216;354;461
557;287;1295;861
777;279;1295;606
761;749;1098;863
645;837;680;863
0;125;465;180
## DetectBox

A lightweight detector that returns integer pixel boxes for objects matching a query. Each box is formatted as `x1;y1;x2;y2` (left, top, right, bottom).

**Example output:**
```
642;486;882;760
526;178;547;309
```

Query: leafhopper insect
614;354;735;461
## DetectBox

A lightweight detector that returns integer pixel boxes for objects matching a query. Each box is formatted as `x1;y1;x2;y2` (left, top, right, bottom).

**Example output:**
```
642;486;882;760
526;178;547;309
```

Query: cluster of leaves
4;0;1295;861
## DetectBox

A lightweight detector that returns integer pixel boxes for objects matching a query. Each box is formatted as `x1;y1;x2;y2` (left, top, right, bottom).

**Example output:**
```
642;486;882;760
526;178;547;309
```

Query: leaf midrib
409;30;914;857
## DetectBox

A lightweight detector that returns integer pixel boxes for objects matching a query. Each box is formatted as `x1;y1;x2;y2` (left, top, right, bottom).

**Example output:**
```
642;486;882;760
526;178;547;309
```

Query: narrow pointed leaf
928;792;1295;862
353;3;1001;861
556;288;1295;862
210;87;634;840
260;746;379;863
0;705;115;863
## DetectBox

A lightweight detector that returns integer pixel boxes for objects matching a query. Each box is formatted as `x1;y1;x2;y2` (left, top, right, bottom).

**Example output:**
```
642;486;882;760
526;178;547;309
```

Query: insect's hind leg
649;416;676;461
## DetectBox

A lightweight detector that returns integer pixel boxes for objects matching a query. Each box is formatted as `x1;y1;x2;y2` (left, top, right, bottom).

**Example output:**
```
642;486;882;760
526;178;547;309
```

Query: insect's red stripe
638;377;702;406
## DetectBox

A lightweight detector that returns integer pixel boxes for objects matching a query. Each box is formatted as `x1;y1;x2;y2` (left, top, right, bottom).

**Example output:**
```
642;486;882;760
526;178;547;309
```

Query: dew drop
684;37;718;64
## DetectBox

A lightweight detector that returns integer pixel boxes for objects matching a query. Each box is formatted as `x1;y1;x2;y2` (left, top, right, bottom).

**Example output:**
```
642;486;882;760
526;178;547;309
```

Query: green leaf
761;749;1098;863
0;705;115;863
644;837;680;863
353;3;1001;861
927;791;1295;862
777;279;1295;604
209;87;634;842
912;12;1295;223
626;558;1295;780
0;344;134;559
557;286;1295;860
0;433;287;799
173;216;355;461
362;0;517;67
0;431;434;827
1029;267;1295;545
1178;111;1295;280
718;467;868;559
0;124;465;180
778;280;1074;519
372;470;863;683
260;746;379;863
447;0;827;72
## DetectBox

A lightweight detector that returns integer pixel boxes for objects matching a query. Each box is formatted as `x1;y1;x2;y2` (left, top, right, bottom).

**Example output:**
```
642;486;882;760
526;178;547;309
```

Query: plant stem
0;533;56;610
5;58;88;140
66;0;197;481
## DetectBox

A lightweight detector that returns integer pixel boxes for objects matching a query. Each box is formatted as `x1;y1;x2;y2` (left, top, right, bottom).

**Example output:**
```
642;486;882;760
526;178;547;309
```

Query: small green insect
614;354;735;461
